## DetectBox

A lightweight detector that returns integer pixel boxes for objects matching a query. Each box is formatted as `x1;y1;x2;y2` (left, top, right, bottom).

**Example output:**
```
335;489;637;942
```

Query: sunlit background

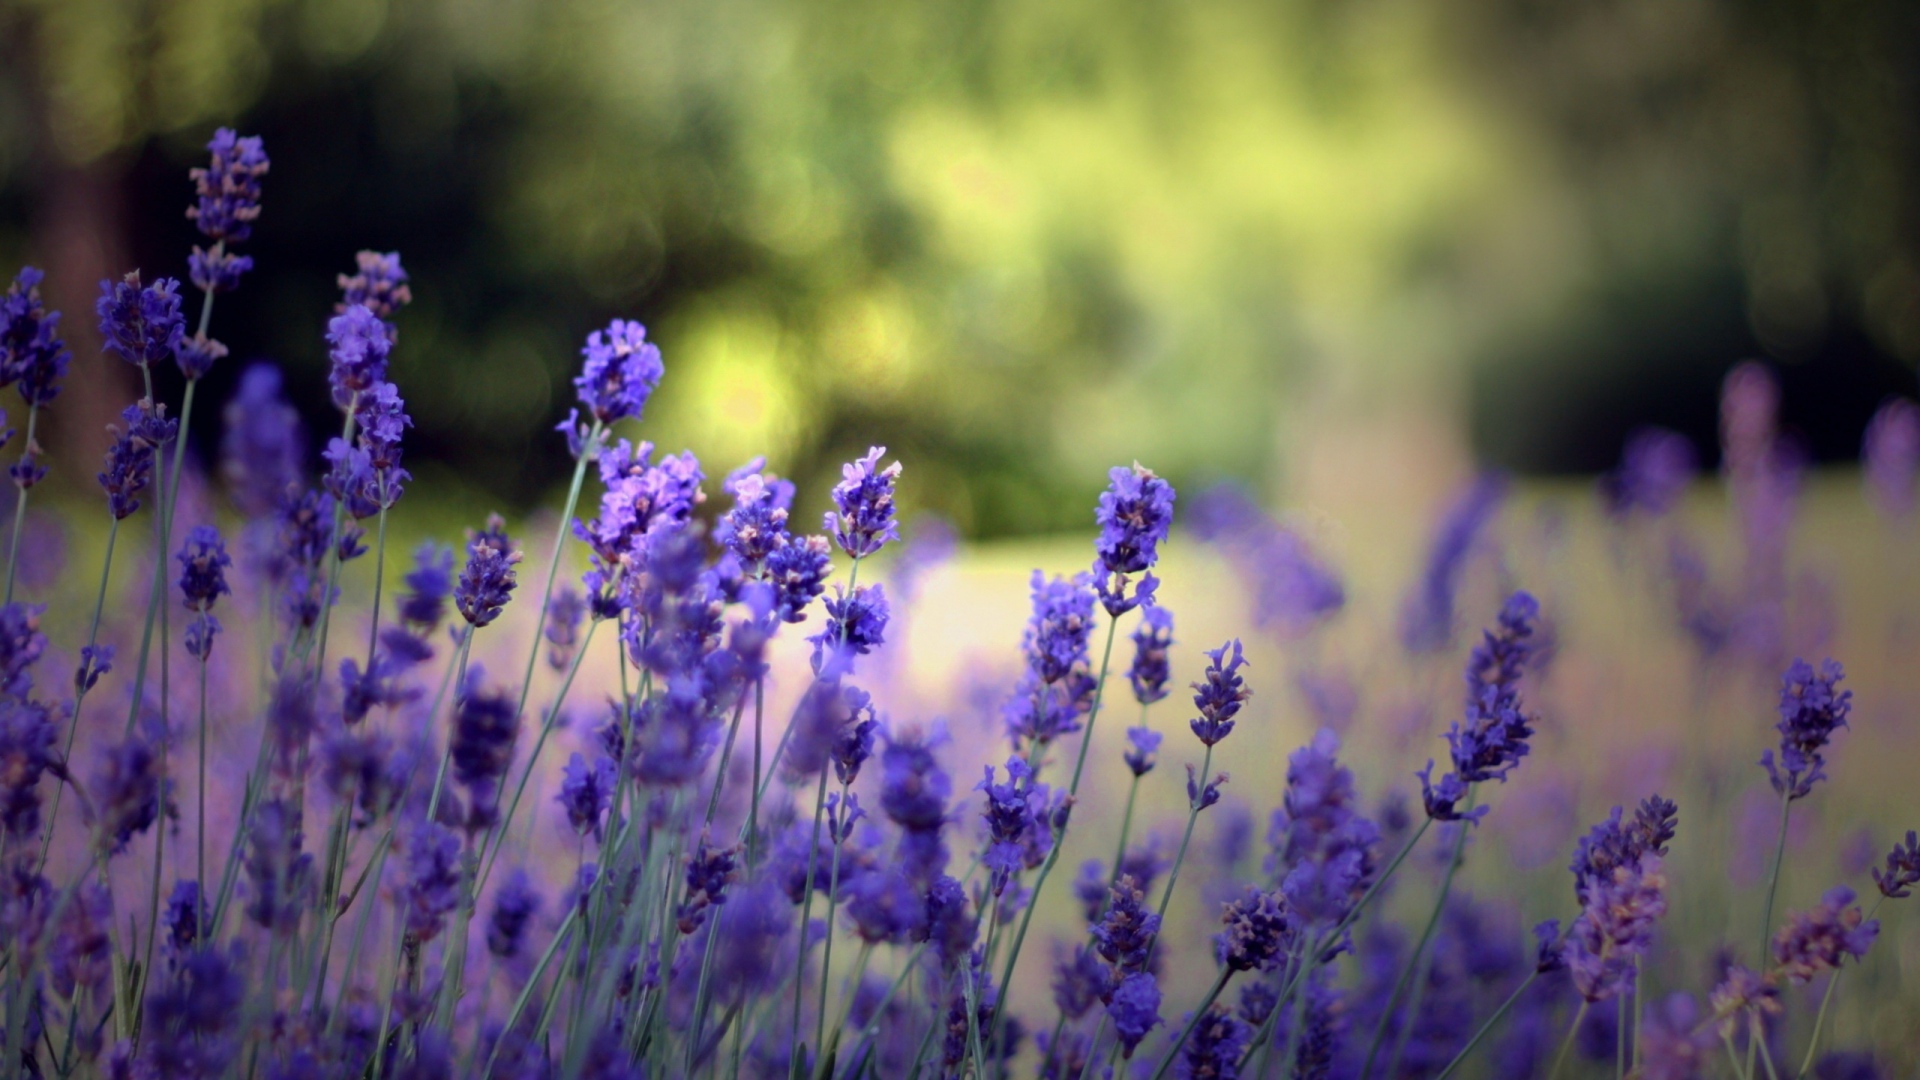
3;0;1917;532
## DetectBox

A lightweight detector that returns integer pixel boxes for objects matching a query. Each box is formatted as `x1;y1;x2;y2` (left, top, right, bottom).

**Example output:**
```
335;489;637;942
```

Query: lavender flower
1863;399;1920;521
1218;886;1293;971
1399;473;1506;653
1564;802;1673;1002
1176;1005;1250;1078
1772;886;1878;984
1124;724;1162;777
98;400;177;520
558;753;616;840
176;525;232;612
825;446;902;559
1190;483;1346;636
880;725;951;883
1419;592;1542;822
1051;944;1112;1020
1602;427;1696;519
1636;992;1714;1080
1187;765;1228;809
844;868;928;944
220;364;305;518
1;267;70;408
1189;639;1249;746
831;710;878;785
810;583;890;673
455;514;522;628
1129;604;1174;705
487;870;541;960
187;129;268;242
767;534;832;623
1873;831;1920;899
978;757;1053;894
242;799;311;932
174;331;227;380
677;839;738;934
97;272;185;369
1268;730;1381;926
1763;658;1851;800
1708;964;1779;1039
90;731;166;855
1108;971;1163;1057
398;542;455;635
0;601;45;701
325;304;393;411
137;944;244;1080
1092;876;1160;975
1022;570;1097;685
572;319;665;427
546;586;587;672
717;458;794;567
1093;462;1175;614
0;698;57;839
336;251;412;324
450;666;520;831
398;820;463;946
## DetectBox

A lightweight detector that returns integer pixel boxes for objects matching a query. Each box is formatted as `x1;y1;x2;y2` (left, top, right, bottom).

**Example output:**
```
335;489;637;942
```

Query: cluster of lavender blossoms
0;123;1915;1080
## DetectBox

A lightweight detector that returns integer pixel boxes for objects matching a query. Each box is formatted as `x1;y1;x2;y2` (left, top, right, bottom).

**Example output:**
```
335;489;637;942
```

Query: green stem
479;905;580;1079
1363;790;1476;1080
124;377;200;738
1145;968;1234;1080
196;640;209;940
37;515;122;873
1431;970;1538;1080
815;781;851;1059
3;403;39;604
1547;1002;1591;1080
747;678;764;869
365;503;390;667
1758;790;1792;963
1151;741;1215;931
789;768;832;1068
1796;966;1845;1078
511;421;601;722
1753;1014;1783;1080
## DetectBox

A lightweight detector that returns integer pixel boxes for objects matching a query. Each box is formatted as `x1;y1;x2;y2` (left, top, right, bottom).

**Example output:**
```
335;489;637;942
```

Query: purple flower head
881;725;952;880
1189;639;1250;746
1864;398;1920;521
176;524;232;613
825;446;902;559
1093;462;1174;615
1051;943;1112;1020
1399;473;1506;653
1092;875;1160;975
318;724;412;824
1708;964;1780;1040
845;867;928;944
1108;971;1164;1058
1005;667;1096;747
187;128;268;244
831;711;878;785
1564;814;1669;1002
1762;658;1851;800
922;874;977;968
486;870;541;960
2;267;70;407
825;790;866;844
158;880;208;962
545;585;587;672
1417;761;1480;824
90;730;167;855
325;305;393;411
717;457;794;567
397;819;463;946
1129;604;1174;705
1124;724;1162;777
1533;919;1565;973
1186;765;1228;809
347;378;412;508
0;697;58;839
242;799;311;932
220;364;305;519
1021;570;1097;685
1772;886;1878;984
977;757;1054;894
1218;886;1294;972
97;272;185;369
1269;730;1381;926
173;331;227;380
98;400;177;520
1873;831;1920;899
574;319;665;427
1176;1005;1250;1078
782;676;872;782
1636;993;1714;1080
766;534;832;623
50;880;114;1003
558;752;616;840
398;542;455;635
810;583;890;675
450;665;520;832
677;838;739;934
455;514;522;628
1440;591;1541;785
574;440;705;593
1570;798;1677;908
0;602;46;701
336;250;412;324
1190;483;1346;636
1602;427;1696;519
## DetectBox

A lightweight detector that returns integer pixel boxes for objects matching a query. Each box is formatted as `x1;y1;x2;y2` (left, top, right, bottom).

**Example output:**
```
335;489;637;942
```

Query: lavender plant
0;126;1915;1080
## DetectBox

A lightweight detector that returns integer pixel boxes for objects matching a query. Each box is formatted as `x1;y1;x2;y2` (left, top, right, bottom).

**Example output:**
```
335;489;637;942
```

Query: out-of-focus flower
1772;886;1878;984
1399;473;1505;654
1602;428;1696;520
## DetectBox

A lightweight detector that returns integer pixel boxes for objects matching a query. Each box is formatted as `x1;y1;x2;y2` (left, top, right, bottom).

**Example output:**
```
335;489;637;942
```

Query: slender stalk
1725;1031;1755;1080
1758;790;1792;963
365;503;391;666
789;768;832;1068
1151;741;1215;930
1753;1014;1783;1080
1361;794;1475;1080
423;630;477;822
37;516;122;872
124;376;201;737
196;633;209;939
1102;768;1143;901
3;403;39;603
1617;987;1628;1080
1796;966;1846;1078
814;781;851;1059
1144;968;1234;1080
479;905;580;1079
747;678;764;869
1547;1002;1591;1080
1430;971;1538;1080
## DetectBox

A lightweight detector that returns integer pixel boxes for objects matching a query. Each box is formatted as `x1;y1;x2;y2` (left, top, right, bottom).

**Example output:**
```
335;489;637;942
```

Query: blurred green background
2;0;1917;534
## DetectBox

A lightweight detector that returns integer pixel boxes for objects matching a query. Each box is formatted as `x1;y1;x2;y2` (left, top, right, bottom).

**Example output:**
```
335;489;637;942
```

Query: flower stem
36;515;122;874
814;781;851;1059
789;768;832;1068
1759;789;1792;963
1432;969;1538;1080
1362;790;1476;1080
3;403;39;604
1547;1002;1591;1080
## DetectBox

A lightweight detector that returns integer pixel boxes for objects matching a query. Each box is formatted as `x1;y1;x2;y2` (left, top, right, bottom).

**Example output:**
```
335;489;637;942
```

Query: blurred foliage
0;0;1916;534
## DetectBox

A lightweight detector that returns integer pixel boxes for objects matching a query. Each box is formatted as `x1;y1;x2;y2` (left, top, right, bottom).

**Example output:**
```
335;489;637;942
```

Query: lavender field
2;128;1919;1080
